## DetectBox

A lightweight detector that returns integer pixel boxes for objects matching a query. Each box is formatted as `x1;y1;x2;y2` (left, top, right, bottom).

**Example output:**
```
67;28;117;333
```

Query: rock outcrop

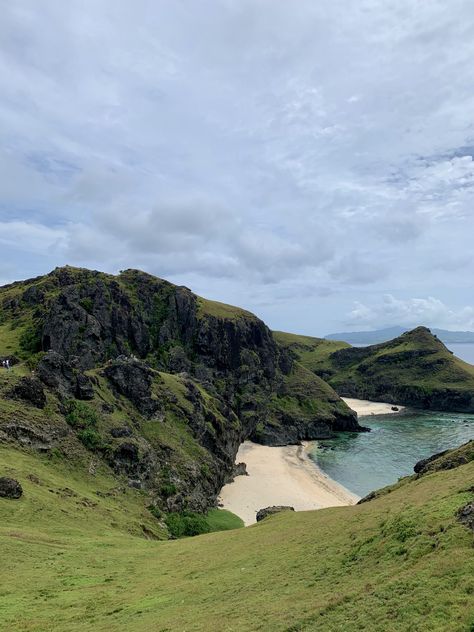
256;506;295;521
0;477;23;499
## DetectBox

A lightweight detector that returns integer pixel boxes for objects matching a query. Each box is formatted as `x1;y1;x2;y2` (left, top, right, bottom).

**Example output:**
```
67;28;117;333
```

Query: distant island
326;325;474;345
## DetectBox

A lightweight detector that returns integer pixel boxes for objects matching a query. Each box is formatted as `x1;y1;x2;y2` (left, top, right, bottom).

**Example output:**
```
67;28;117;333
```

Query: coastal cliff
0;266;361;513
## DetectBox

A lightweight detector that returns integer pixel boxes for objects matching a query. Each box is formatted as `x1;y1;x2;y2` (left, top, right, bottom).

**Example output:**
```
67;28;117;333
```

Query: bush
65;400;99;429
160;482;177;498
77;428;103;450
19;325;42;354
79;297;93;314
164;512;210;538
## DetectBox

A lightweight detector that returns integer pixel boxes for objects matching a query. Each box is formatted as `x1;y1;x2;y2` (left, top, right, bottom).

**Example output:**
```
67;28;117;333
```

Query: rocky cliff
0;266;361;514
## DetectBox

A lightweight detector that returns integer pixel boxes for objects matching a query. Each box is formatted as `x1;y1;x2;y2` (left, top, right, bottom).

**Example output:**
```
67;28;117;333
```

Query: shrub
19;325;42;354
164;512;210;538
77;428;103;450
160;482;177;498
65;400;99;429
79;297;94;314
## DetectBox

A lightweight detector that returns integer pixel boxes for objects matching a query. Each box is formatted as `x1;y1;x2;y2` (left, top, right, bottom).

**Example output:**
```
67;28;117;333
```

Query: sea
309;342;474;497
310;411;474;498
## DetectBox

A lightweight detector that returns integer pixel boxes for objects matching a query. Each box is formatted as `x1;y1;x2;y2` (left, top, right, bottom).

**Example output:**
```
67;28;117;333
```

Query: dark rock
391;406;399;411
457;502;474;532
0;477;23;499
37;351;75;396
104;357;160;417
110;426;132;438
256;506;295;522
414;441;474;475
75;373;94;400
226;462;248;483
7;377;46;409
233;462;248;477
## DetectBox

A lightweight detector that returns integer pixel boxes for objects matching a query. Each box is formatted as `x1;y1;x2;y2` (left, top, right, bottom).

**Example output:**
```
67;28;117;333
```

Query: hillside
326;326;474;345
0;266;360;523
1;440;473;631
276;327;474;413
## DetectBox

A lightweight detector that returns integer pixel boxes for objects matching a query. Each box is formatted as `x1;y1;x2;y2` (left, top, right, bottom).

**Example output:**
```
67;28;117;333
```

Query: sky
1;0;474;335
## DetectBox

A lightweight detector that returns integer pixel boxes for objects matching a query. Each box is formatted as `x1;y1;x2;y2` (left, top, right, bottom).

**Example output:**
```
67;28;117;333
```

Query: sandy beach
342;397;405;416
220;397;405;525
219;441;359;526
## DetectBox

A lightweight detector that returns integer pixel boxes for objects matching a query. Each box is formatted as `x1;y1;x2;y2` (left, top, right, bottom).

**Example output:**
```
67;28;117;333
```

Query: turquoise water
310;411;474;498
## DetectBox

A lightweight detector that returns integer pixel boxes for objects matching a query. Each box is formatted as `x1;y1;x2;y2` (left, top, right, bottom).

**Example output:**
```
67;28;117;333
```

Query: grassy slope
273;330;349;373
0;450;472;631
326;328;474;392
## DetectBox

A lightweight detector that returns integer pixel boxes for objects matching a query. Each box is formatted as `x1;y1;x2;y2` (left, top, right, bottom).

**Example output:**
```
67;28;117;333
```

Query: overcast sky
1;1;474;335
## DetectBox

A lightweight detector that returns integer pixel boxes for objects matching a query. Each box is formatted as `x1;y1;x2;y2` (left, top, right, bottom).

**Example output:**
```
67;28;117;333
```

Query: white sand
342;397;405;416
219;441;359;526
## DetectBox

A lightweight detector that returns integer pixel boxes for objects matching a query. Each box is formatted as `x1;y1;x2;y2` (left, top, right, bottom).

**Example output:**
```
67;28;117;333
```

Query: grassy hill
1;441;473;631
275;327;474;413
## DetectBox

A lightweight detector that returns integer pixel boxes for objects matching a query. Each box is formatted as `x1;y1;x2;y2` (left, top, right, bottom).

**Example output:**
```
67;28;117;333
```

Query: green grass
197;296;258;321
205;508;244;531
273;330;349;373
0;447;472;631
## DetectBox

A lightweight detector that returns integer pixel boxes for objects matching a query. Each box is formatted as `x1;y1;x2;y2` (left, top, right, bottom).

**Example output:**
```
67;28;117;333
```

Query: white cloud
348;295;474;331
1;1;474;333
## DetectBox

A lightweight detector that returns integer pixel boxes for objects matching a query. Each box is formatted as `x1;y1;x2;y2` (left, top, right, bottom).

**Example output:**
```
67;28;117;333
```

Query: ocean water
310;411;474;498
446;343;474;364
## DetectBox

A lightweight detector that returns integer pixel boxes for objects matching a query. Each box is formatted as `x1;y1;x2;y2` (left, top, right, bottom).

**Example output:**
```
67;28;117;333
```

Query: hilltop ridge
276;326;474;412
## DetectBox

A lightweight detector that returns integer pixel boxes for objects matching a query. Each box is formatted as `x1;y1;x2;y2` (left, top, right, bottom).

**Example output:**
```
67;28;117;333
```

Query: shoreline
219;440;359;526
220;397;405;526
342;397;405;416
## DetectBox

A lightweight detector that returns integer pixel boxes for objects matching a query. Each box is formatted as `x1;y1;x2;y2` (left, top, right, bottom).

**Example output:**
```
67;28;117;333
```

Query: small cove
310;410;474;497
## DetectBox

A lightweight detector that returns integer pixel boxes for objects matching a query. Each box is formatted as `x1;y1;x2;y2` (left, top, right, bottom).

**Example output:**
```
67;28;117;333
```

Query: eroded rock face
103;357;160;417
0;477;23;499
7;377;46;409
37;351;93;401
256;506;295;522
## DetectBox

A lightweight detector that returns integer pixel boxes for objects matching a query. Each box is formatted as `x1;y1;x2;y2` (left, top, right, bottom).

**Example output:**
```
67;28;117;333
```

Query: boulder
7;377;46;409
457;502;474;532
256;505;295;522
0;477;23;499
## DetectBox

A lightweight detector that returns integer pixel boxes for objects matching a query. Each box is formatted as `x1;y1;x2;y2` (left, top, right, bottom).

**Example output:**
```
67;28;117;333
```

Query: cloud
347;295;474;331
1;1;474;333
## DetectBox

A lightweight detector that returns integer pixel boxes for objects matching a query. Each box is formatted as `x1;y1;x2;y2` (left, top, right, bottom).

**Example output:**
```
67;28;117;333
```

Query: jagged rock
233;462;248;477
75;373;94;400
37;351;74;394
226;462;248;483
7;377;46;409
104;357;160;417
256;506;295;522
0;477;23;499
457;502;474;532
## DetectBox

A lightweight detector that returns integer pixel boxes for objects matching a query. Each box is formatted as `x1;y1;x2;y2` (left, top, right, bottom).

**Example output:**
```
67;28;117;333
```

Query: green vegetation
65;400;99;429
0;445;472;631
273;330;349;373
197;296;258;321
276;327;474;412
